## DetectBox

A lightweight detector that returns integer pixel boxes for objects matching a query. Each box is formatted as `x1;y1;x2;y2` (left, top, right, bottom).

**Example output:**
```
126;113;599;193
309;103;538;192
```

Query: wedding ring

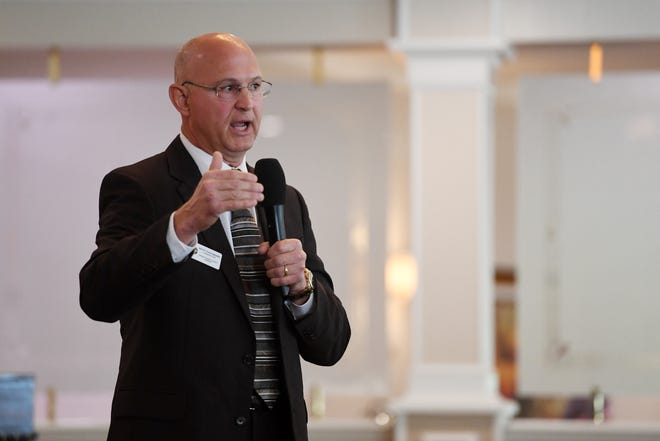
284;265;289;277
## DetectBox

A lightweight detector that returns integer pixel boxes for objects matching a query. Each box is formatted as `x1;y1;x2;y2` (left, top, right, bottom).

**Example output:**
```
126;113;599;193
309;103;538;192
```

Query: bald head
174;33;255;84
168;32;264;162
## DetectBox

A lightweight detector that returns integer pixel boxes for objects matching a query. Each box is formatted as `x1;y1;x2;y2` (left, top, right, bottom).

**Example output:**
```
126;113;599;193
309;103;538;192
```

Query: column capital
388;38;511;87
389;38;510;60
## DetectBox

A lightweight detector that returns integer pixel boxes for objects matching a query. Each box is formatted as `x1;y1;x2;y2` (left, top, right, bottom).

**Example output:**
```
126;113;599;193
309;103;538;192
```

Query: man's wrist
286;268;314;302
172;209;197;245
167;212;197;262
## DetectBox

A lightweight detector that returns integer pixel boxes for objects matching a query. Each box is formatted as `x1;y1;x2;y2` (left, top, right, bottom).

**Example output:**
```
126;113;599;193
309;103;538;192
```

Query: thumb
257;242;270;255
209;151;224;170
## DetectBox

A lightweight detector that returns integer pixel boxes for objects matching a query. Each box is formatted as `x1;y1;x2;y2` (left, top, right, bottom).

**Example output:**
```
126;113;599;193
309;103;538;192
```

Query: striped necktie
230;208;281;408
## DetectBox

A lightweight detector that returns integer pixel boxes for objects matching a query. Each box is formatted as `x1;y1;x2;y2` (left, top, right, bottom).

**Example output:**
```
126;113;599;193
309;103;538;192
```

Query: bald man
80;33;351;441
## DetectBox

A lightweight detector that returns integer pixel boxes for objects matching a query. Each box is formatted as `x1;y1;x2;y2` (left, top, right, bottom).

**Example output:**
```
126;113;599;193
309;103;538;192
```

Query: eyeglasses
181;80;272;101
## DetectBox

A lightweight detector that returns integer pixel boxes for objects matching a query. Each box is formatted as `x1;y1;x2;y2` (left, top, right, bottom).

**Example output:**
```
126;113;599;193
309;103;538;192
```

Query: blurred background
2;1;660;440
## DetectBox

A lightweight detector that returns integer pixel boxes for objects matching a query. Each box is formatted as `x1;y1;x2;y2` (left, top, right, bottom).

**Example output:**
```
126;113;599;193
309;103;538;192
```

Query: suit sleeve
287;188;351;366
79;169;180;323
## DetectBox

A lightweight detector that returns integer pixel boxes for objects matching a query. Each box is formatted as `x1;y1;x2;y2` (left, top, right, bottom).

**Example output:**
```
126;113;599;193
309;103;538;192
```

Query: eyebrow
215;76;263;85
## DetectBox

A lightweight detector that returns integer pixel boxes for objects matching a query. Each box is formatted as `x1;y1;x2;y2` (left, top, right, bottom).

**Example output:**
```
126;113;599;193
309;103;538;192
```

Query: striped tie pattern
230;208;281;408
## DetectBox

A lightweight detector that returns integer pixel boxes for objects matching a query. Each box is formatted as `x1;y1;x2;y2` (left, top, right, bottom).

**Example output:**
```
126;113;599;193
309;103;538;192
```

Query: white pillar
407;44;502;399
389;1;517;440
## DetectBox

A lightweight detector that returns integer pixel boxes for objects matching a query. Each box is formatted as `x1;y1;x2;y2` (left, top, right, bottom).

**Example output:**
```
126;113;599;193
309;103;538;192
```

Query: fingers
204;155;263;209
199;157;264;209
198;169;264;211
263;239;307;289
174;158;264;239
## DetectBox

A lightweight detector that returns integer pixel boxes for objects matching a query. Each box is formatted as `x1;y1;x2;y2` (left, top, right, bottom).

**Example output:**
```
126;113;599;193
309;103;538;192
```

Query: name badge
191;243;222;270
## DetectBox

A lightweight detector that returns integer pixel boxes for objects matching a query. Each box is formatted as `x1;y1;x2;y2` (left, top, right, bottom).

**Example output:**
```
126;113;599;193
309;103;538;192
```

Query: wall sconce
385;252;418;302
48;46;61;83
311;46;325;85
589;43;603;84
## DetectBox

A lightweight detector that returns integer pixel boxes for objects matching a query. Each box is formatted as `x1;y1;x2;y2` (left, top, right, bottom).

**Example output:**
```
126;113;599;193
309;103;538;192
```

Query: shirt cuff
284;292;314;320
167;212;197;262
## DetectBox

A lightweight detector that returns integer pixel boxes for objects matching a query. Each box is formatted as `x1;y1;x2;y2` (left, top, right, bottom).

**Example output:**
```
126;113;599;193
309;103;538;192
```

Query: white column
406;44;502;399
389;1;517;440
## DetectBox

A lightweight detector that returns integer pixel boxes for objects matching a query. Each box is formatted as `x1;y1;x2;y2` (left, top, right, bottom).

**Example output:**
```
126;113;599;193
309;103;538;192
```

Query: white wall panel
517;73;660;395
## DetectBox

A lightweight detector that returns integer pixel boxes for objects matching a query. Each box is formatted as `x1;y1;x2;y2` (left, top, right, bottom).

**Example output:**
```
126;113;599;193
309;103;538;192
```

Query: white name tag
191;243;222;270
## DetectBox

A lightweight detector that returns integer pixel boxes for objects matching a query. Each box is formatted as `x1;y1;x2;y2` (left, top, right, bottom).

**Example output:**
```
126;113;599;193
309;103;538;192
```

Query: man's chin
225;143;254;158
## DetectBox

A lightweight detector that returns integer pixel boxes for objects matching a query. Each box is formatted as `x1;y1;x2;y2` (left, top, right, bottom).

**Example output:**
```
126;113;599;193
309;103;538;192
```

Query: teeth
232;122;249;129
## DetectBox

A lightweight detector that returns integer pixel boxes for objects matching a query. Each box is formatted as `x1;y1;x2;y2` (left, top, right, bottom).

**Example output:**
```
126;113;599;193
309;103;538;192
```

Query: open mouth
231;121;251;132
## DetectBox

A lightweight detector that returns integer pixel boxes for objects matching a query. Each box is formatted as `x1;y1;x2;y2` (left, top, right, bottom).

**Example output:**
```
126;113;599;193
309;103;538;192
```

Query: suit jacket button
235;416;247;426
242;354;254;366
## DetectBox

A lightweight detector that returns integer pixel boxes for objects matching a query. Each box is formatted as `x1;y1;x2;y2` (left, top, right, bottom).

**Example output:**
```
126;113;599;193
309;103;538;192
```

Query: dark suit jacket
79;137;351;441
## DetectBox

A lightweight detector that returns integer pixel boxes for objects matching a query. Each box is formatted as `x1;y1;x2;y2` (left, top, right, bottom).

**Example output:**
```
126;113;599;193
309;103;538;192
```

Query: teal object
0;374;36;439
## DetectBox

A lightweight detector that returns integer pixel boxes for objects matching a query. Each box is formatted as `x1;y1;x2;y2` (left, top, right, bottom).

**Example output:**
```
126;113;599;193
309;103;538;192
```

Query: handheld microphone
255;158;289;297
254;158;287;245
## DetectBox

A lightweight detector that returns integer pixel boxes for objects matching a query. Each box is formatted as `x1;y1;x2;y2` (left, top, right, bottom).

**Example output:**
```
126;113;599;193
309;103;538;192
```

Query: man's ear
169;84;189;115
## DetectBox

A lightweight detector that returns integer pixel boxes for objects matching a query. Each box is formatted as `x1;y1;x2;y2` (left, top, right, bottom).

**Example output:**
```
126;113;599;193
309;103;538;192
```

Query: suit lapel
165;137;251;322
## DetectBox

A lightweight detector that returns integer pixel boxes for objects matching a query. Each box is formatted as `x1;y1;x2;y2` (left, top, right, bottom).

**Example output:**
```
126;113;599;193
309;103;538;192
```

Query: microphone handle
267;205;286;245
265;205;289;297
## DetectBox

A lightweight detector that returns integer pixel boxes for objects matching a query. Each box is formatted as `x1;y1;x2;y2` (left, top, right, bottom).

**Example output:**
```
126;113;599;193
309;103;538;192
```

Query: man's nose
234;88;253;110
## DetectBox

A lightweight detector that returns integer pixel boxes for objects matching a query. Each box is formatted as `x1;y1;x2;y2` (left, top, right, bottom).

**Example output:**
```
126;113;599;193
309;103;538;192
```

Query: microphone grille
255;158;286;206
